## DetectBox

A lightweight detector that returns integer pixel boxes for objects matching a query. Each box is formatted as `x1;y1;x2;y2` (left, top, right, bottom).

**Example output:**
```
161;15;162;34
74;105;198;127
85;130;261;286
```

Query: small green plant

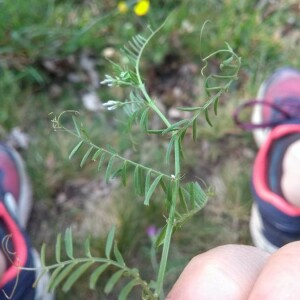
4;18;241;300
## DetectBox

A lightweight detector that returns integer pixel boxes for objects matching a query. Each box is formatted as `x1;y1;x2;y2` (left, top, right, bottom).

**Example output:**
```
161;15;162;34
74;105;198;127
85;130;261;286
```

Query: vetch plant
4;18;241;300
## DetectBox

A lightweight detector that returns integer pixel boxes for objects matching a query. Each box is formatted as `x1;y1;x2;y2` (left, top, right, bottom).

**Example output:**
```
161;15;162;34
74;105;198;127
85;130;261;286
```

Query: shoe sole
1;145;53;299
249;204;278;253
8;146;33;228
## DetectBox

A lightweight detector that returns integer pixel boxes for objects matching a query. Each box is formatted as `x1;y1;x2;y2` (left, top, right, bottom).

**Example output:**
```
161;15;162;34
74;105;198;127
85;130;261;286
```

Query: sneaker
250;123;300;252
0;143;54;299
234;68;300;252
234;67;300;147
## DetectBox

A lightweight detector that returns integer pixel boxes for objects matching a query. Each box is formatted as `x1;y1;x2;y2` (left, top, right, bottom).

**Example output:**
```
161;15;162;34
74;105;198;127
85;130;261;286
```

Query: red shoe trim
0;202;28;287
253;124;300;216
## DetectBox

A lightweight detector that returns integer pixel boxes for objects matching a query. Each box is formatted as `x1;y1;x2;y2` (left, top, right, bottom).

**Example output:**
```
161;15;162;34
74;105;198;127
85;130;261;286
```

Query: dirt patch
29;177;120;246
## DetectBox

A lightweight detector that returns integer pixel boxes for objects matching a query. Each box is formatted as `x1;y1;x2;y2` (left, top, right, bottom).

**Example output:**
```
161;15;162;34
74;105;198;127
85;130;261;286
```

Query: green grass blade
62;261;94;292
89;263;110;289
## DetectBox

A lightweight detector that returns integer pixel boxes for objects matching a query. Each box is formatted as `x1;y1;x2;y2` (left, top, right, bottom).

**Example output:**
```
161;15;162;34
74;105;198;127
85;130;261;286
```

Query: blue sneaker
0;143;54;299
234;68;300;252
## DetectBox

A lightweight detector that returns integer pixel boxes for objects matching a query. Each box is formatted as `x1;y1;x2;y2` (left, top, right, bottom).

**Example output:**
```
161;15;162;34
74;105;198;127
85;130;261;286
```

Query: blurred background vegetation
1;0;300;298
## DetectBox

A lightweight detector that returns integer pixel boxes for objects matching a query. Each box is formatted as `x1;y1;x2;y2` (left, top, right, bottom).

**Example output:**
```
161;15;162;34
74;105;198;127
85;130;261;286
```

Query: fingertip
249;241;300;300
167;245;269;300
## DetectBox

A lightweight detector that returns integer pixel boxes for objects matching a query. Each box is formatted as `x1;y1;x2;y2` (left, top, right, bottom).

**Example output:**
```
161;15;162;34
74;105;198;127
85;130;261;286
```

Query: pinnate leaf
105;155;116;183
133;166;143;196
121;161;127;186
64;228;74;259
49;262;77;291
55;233;62;263
104;269;125;294
118;279;139;300
155;225;167;248
72;115;81;136
105;226;116;258
69;141;84;159
80;146;93;167
98;152;107;170
47;265;64;291
62;261;94;292
84;237;92;258
114;243;125;266
144;174;163;206
92;148;102;161
40;243;46;267
89;263;110;289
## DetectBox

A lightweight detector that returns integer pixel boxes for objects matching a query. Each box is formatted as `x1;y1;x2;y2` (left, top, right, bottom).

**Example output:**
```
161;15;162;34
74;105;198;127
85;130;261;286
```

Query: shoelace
0;170;5;199
233;97;300;130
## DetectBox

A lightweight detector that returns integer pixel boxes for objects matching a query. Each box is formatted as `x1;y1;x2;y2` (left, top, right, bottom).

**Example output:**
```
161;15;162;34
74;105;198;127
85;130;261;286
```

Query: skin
167;241;300;300
281;140;300;208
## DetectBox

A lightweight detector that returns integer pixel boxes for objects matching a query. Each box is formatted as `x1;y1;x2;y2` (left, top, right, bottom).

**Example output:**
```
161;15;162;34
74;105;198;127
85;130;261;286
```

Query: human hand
167;241;300;300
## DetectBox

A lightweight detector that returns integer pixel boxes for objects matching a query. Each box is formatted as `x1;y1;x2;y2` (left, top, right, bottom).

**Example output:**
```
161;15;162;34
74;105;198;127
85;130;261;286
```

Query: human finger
249;241;300;300
167;244;270;300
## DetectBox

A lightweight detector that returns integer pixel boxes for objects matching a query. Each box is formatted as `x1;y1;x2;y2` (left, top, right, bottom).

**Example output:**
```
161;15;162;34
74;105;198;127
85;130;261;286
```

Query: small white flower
107;105;118;111
102;100;119;106
102;100;121;111
100;75;114;86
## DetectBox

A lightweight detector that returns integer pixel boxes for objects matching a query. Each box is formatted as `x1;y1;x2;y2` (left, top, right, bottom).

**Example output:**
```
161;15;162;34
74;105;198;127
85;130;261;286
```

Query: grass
1;0;300;299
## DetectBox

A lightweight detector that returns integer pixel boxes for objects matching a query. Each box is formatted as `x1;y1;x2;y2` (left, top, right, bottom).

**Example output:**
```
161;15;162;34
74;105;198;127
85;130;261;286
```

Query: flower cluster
118;0;150;16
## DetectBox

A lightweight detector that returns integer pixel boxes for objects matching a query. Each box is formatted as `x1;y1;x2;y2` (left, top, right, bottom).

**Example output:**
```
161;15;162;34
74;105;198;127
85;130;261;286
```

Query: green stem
140;84;171;128
150;101;171;128
155;138;181;298
155;182;177;299
174;138;181;176
21;256;157;299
